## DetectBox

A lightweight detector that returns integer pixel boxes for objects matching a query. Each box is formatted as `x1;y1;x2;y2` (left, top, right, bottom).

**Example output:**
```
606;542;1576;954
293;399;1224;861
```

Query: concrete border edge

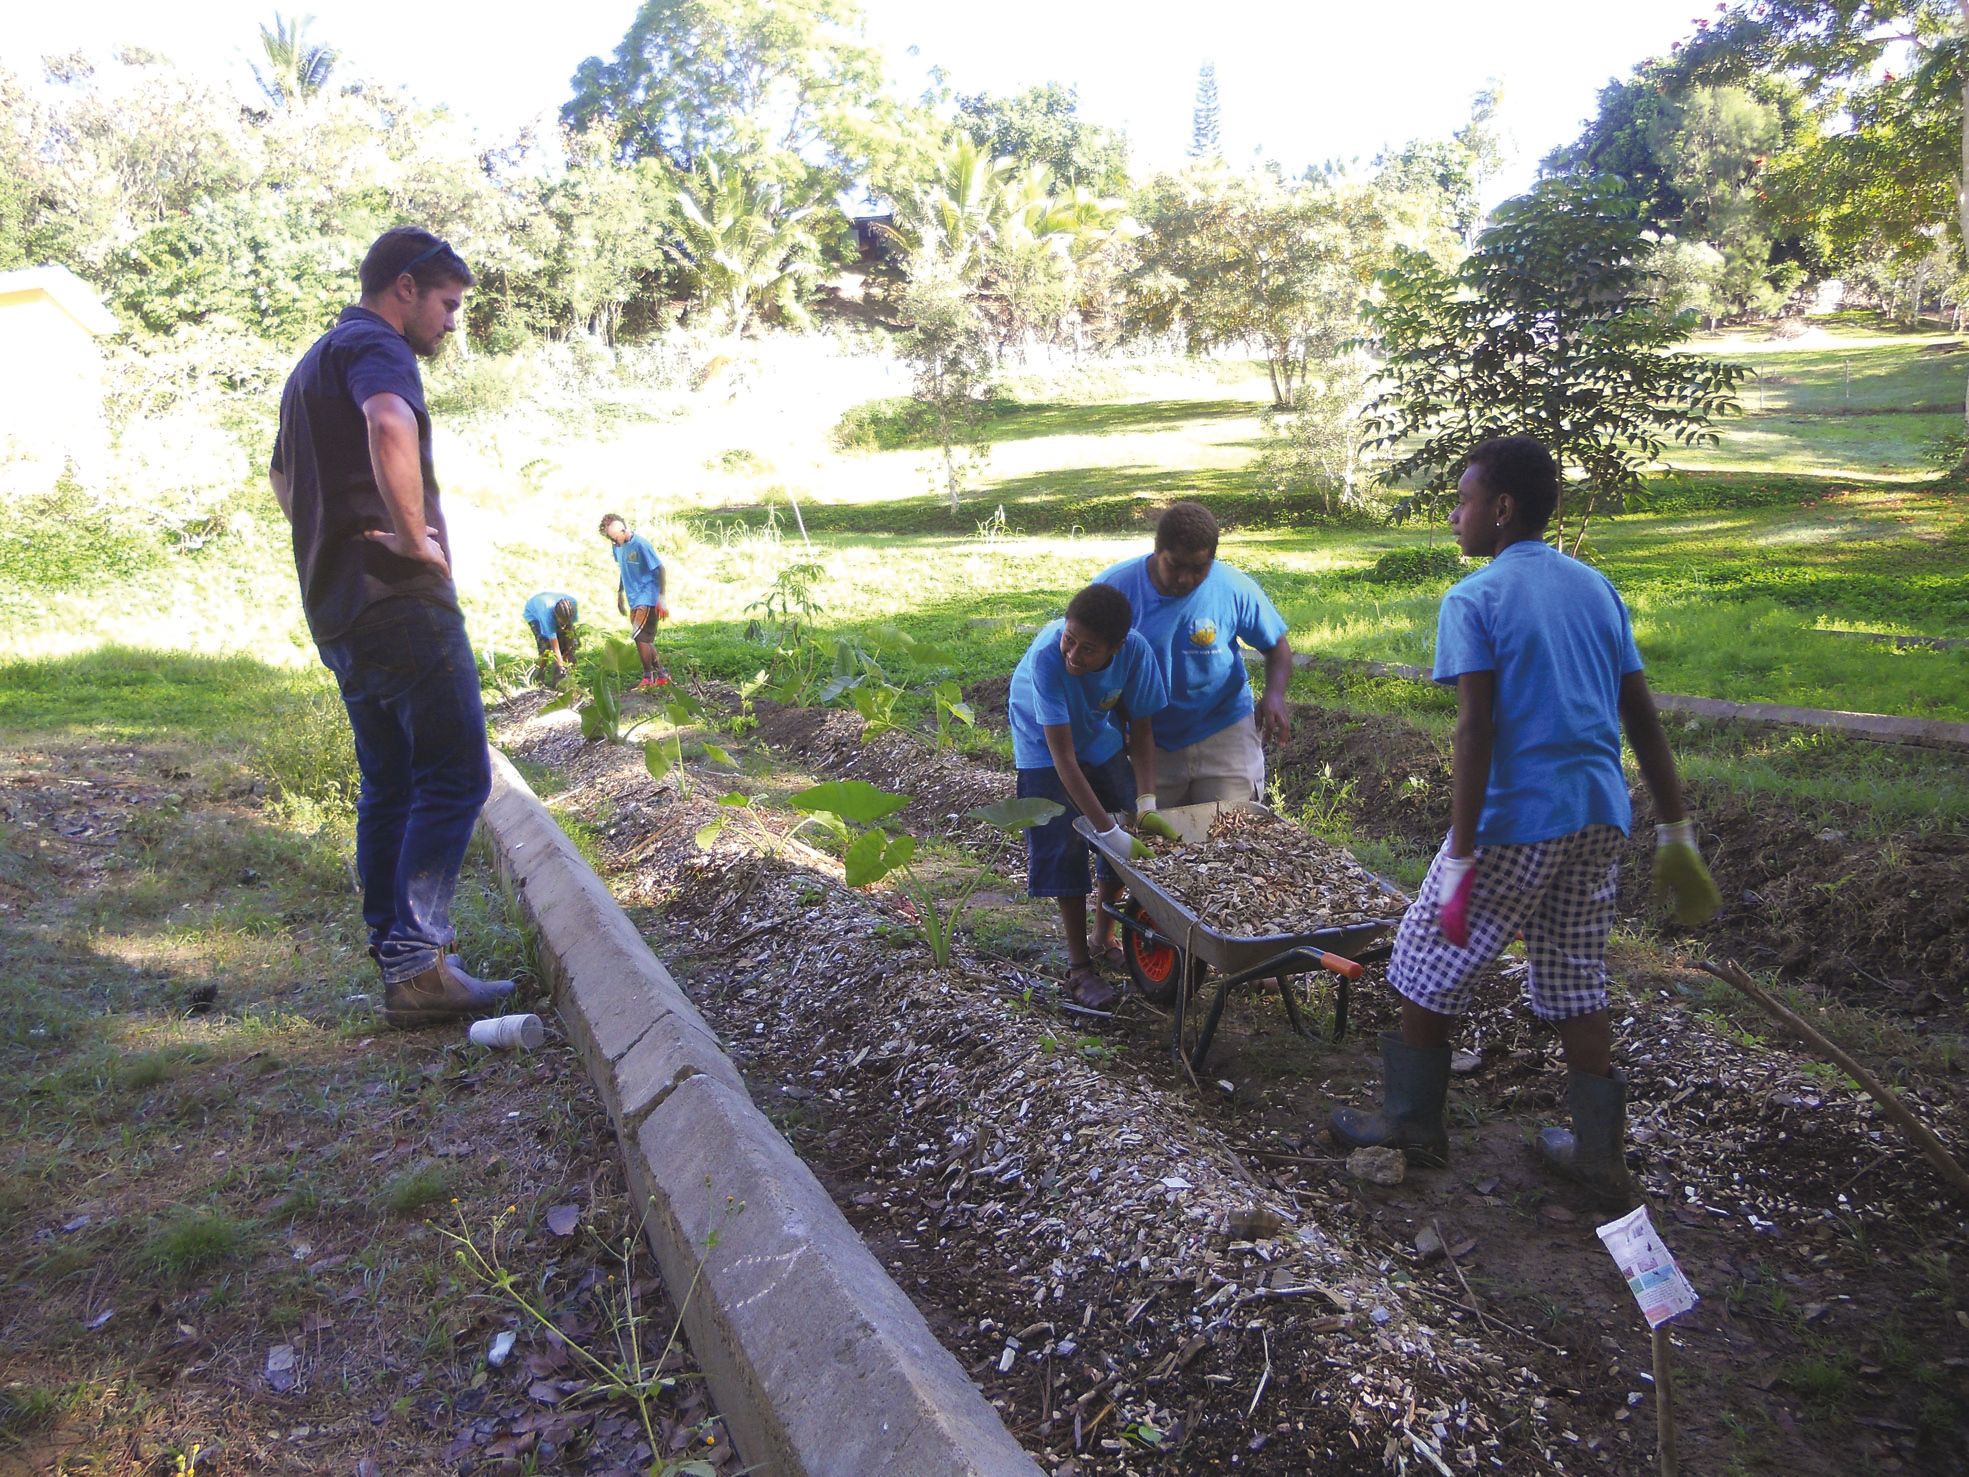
480;748;1043;1477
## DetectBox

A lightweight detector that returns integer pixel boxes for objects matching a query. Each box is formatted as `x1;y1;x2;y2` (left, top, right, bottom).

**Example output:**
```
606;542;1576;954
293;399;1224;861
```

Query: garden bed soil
495;687;1969;1475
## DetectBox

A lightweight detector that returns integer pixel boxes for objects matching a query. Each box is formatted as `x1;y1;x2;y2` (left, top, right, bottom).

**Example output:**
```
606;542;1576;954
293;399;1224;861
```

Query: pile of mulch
1132;808;1408;936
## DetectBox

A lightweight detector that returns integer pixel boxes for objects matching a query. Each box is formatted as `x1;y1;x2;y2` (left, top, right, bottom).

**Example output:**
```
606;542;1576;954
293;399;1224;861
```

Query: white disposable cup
469;1013;545;1050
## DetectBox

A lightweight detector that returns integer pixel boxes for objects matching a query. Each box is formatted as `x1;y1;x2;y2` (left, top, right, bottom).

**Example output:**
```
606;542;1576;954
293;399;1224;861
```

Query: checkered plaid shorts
1388;824;1626;1021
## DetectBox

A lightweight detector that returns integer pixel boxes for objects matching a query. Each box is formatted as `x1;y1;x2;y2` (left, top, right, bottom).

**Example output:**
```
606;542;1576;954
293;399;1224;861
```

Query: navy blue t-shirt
271;305;457;641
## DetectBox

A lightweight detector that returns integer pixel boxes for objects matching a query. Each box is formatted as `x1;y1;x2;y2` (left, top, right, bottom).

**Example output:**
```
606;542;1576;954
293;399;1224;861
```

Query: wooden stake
1652;1322;1678;1477
1699;958;1969;1202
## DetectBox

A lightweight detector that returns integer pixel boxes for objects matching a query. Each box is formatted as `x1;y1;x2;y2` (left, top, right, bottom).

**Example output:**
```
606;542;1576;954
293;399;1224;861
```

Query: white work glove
1096;824;1152;862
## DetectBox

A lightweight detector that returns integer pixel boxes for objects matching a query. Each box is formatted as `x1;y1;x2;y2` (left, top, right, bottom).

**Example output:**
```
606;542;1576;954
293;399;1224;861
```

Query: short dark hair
1065;582;1132;648
598;513;626;535
1155;500;1219;555
359;227;474;297
1465;435;1559;533
553;598;577;631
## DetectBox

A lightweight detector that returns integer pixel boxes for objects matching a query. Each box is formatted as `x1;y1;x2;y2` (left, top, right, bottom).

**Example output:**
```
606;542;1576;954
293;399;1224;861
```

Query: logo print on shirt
1098;688;1122;710
1189;621;1217;647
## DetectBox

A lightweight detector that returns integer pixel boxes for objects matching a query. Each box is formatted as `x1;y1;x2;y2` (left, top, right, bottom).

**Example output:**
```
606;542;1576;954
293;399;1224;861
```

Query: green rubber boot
1534;1068;1639;1208
1329;1032;1451;1167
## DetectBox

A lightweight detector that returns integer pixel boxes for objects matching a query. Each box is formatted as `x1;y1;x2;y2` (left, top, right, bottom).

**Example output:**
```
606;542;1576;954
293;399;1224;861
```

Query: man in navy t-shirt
1097;501;1292;825
270;226;515;1029
1329;435;1719;1205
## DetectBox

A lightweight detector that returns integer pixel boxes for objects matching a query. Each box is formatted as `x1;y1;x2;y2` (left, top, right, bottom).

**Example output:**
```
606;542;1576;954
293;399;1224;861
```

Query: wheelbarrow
1076;801;1401;1075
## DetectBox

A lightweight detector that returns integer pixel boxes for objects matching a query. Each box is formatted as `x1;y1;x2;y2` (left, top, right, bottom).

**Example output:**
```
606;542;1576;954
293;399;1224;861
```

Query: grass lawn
0;652;726;1471
3;318;1964;735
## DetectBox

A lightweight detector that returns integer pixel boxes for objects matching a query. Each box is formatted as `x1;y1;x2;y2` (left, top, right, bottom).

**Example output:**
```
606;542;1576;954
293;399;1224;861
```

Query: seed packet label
1596;1205;1698;1328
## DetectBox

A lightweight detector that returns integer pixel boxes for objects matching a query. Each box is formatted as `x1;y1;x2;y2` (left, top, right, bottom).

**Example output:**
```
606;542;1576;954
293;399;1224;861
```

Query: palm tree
252;13;337;110
670;158;821;339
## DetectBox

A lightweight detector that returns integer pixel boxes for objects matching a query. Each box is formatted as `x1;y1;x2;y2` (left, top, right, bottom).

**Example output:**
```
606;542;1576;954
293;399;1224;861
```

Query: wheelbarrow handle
1312;950;1364;981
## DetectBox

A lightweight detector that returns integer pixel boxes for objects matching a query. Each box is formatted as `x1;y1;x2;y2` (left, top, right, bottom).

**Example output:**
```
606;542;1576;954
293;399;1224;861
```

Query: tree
1362;177;1746;551
670;156;821;337
1674;1;1968;451
1255;353;1381;517
896;250;996;512
955;83;1129;194
1190;63;1222;161
1128;168;1388;406
251;13;337;110
562;0;891;198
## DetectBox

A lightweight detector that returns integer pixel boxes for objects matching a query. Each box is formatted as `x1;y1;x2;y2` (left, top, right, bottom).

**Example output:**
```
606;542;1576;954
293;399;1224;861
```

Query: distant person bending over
1328;435;1720;1205
1007;583;1168;1011
269;225;515;1028
1098;501;1293;830
599;513;668;688
522;592;579;685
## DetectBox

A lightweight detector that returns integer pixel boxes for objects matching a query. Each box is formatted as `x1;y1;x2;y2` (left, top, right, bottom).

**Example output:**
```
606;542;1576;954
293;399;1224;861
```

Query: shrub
1364;546;1465;585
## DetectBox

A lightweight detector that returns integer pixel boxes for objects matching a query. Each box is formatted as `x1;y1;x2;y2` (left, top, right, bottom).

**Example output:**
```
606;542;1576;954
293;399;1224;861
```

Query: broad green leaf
694;815;728;851
539;691;574;715
816;672;861;704
882;832;917;870
643;741;675;782
900;641;954;667
702;742;737;768
844;826;903;887
944;701;975;727
579;704;610;742
665;692;706;723
790;780;910;823
968;797;1065;832
716;791;752;808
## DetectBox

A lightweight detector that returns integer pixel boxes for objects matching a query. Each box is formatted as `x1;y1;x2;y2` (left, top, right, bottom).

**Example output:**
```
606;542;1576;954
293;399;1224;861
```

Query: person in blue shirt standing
1097;501;1293;826
1008;584;1169;1010
269;226;515;1028
599;514;669;689
1329;436;1720;1205
521;592;579;684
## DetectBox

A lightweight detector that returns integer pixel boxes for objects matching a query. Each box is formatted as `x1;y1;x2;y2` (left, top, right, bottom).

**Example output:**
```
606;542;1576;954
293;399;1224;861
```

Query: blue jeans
317;598;491;984
1017;750;1133;898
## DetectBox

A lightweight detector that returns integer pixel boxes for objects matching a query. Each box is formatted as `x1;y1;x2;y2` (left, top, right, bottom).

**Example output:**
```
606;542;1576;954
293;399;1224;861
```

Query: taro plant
543;636;656;744
642;691;737;800
744;559;827;645
790;781;1061;967
929;679;975;748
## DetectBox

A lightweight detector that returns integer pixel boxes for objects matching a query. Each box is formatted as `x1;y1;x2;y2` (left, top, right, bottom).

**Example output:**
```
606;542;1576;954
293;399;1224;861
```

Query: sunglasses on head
398;239;454;276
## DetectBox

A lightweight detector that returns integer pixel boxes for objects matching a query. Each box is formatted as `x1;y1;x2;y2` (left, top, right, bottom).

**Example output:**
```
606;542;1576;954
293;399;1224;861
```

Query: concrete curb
480;749;1043;1477
1255;651;1969;751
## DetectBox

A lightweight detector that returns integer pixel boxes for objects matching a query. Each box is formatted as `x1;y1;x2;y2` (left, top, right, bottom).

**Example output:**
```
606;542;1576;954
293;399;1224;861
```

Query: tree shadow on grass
846;396;1262;453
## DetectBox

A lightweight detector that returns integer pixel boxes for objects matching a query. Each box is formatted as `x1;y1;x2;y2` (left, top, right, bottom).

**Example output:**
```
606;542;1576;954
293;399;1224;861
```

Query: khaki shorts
1155;715;1265;808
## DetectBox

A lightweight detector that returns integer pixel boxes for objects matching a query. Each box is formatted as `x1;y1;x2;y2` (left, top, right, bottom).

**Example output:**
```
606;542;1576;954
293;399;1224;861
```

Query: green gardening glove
1653;819;1721;926
1134;794;1180;843
1098;824;1153;862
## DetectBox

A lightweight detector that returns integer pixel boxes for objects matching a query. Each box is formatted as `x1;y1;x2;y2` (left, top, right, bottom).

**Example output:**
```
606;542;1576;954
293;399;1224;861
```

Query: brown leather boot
382;956;516;1028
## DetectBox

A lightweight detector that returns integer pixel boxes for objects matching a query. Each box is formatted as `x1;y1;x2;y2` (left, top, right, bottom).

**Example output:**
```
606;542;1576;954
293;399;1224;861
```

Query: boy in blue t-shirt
1330;435;1719;1205
521;592;579;684
1097;501;1292;823
1009;584;1169;1010
599;513;669;689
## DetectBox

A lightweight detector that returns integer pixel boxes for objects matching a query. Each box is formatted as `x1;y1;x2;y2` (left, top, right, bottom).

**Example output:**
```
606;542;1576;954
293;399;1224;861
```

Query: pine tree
1189;63;1222;161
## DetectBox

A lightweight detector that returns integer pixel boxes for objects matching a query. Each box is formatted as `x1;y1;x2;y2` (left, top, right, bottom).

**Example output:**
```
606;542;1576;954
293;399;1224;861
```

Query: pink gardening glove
1437;854;1477;948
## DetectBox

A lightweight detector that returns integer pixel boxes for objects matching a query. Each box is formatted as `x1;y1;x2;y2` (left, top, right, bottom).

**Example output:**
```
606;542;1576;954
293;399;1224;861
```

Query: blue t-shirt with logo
1096;555;1288;751
1432;539;1646;846
1008;619;1168;770
523;592;576;639
613;533;664;607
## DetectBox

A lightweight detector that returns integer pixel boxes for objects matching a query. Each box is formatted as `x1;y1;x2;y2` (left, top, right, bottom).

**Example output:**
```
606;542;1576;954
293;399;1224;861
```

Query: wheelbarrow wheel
1121;902;1206;1008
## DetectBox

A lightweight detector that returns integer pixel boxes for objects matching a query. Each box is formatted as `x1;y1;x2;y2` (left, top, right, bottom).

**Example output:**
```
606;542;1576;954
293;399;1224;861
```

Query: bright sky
2;1;1711;201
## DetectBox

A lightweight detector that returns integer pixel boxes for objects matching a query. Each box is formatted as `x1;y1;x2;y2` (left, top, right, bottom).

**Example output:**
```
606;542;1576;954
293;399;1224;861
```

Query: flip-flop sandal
1066;963;1119;1012
1091;941;1124;969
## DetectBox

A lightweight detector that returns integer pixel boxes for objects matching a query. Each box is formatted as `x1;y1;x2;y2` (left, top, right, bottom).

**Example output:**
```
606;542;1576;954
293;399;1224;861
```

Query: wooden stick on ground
1652;1323;1678;1477
1698;958;1969;1202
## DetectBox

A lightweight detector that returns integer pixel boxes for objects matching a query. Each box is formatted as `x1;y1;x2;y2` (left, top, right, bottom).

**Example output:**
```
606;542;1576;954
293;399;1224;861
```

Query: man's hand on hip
363;526;450;578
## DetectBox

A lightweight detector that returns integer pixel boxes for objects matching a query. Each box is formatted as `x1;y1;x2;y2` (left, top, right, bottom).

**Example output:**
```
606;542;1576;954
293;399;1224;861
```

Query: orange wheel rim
1135;939;1177;983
